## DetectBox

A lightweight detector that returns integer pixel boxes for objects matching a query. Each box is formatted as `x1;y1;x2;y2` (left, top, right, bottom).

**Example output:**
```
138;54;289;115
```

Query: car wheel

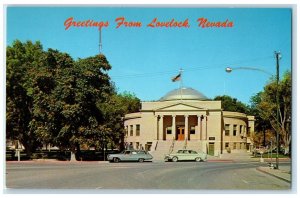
172;156;178;162
195;157;201;162
113;158;120;163
138;158;144;163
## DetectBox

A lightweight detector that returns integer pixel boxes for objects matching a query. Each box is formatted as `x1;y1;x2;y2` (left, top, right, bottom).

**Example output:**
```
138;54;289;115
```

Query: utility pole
275;51;281;169
263;126;266;147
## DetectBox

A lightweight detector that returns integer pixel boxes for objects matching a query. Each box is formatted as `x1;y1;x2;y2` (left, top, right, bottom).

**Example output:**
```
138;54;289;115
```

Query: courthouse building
124;87;255;157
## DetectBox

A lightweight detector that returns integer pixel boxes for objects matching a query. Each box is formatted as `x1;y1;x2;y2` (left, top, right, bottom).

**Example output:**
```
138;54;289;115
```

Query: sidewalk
256;165;291;183
207;152;256;162
208;152;291;163
208;153;292;183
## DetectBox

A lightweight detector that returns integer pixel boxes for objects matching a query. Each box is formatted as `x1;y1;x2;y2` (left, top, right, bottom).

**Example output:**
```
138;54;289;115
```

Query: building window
190;126;195;134
145;142;152;151
129;142;133;150
136;142;139;149
125;126;128;136
130;125;133;136
136;124;140;136
166;127;172;134
225;142;229;148
233;125;237;136
225;124;230;136
239;125;243;135
233;143;237;149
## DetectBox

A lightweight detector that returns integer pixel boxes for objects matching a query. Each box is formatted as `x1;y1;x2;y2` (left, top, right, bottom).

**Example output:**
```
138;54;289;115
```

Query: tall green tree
97;91;141;151
6;40;45;155
7;40;142;160
28;49;75;151
214;95;249;114
43;52;113;159
255;71;292;154
249;92;273;147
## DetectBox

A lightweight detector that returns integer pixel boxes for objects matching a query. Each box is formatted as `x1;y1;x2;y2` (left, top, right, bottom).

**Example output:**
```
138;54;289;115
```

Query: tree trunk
22;141;34;159
70;143;81;161
283;146;289;155
120;133;125;151
76;143;81;161
70;151;76;161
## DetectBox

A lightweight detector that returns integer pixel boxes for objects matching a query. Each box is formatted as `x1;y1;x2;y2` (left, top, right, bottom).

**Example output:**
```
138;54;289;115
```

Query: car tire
195;157;201;162
172;156;178;162
113;158;120;163
138;158;144;163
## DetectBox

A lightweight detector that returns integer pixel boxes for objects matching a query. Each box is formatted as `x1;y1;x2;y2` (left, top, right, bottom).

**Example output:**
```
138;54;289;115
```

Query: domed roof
160;87;209;101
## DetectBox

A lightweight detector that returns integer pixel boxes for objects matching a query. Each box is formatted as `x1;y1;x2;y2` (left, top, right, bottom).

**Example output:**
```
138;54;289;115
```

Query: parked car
164;149;207;162
107;150;153;163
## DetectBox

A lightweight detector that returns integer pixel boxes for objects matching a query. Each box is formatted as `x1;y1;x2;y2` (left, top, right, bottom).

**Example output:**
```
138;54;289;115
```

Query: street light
225;66;273;76
226;51;281;169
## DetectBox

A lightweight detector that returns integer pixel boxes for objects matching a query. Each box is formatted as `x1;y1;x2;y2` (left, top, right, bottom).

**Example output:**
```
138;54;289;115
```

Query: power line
110;55;273;79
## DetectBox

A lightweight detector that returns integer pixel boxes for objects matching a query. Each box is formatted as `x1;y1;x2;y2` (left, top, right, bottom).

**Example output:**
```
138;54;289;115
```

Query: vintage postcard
3;3;294;194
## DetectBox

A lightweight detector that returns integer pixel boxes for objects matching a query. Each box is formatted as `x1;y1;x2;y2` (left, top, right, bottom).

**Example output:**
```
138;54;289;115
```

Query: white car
164;149;207;162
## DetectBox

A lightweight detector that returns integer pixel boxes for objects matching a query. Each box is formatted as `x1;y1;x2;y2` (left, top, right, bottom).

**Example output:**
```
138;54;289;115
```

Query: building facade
124;87;255;157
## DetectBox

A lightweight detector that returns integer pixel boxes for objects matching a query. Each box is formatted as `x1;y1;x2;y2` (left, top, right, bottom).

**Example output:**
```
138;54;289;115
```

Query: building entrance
208;142;215;156
176;126;185;141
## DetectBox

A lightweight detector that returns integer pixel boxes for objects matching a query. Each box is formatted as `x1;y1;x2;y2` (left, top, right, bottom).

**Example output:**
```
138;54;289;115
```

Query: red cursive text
197;18;233;28
147;18;190;28
64;17;109;30
115;17;142;28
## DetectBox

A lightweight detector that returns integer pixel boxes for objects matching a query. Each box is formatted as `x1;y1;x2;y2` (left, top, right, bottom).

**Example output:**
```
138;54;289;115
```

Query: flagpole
180;68;183;101
171;69;183;101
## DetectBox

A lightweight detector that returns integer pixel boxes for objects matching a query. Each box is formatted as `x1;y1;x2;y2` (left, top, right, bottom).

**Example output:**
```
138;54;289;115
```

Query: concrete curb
207;160;234;162
256;167;291;183
263;158;291;162
6;160;110;164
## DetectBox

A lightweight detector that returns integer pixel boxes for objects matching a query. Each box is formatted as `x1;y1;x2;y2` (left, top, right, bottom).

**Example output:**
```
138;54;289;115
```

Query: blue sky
6;6;292;104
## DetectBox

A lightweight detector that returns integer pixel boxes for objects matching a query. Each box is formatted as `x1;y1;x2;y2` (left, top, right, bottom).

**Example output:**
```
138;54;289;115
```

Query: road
5;161;291;191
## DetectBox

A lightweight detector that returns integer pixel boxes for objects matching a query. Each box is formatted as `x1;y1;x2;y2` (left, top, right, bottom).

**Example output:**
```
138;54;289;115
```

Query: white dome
160;87;209;101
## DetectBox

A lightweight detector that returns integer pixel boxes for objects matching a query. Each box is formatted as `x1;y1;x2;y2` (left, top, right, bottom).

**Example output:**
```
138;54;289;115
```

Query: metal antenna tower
99;28;103;54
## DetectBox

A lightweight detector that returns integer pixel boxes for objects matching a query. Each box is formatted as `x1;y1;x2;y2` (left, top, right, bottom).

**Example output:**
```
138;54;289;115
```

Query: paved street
5;161;291;191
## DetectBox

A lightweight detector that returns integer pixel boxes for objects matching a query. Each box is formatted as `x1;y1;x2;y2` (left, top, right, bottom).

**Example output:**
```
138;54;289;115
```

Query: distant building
124;87;255;158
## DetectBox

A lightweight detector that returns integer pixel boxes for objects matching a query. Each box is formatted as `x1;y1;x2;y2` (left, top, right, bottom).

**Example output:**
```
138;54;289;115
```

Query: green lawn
252;153;290;158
